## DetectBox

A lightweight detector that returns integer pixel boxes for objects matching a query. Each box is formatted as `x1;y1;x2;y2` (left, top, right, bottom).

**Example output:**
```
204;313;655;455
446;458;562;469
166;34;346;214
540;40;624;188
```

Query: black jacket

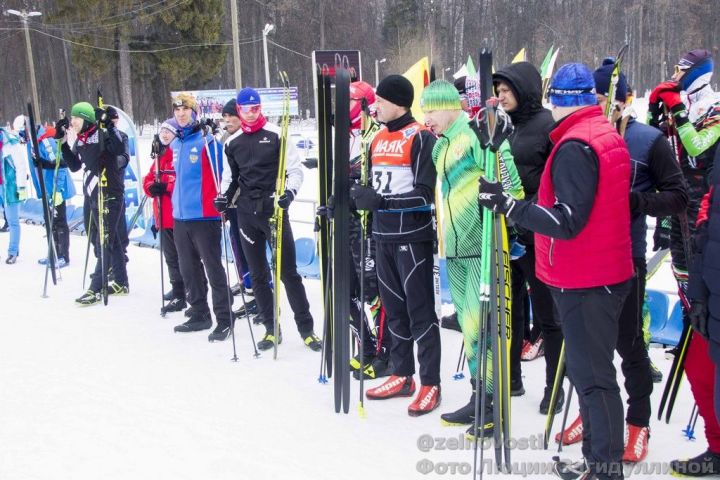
493;62;554;244
223;122;303;217
62;124;126;199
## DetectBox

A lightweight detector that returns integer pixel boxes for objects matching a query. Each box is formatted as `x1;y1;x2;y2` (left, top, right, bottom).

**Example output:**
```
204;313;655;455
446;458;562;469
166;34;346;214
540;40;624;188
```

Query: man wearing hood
492;62;563;414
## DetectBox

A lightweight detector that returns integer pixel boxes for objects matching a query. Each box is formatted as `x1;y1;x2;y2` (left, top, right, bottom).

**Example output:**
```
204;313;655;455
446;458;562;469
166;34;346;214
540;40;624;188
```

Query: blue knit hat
236;87;262;106
548;63;597;107
593;58;628;101
677;49;713;91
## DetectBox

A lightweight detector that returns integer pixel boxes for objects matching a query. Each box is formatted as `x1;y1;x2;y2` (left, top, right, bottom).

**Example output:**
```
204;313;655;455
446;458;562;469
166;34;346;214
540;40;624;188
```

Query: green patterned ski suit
433;114;524;393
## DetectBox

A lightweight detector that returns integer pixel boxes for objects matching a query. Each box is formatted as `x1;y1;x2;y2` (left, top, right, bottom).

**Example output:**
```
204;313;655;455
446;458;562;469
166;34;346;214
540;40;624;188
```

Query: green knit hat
71;102;96;123
420;80;462;112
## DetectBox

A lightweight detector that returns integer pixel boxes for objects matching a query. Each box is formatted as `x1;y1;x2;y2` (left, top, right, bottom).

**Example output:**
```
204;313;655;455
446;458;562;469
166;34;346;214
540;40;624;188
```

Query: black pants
161;228;185;299
52;200;70;262
236;209;313;335
551;280;631;480
227;209;252;289
510;246;563;389
174;220;231;327
615;256;652;427
89;197;128;291
376;240;441;386
349;213;390;358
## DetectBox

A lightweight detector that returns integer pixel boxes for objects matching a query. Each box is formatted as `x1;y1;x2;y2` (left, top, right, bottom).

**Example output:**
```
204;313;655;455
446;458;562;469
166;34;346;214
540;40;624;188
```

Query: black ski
27;102;58;289
333;67;352;414
316;66;334;384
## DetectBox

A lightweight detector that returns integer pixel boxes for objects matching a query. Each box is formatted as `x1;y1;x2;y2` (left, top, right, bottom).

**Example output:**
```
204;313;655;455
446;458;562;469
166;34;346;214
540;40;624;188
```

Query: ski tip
358;404;366;419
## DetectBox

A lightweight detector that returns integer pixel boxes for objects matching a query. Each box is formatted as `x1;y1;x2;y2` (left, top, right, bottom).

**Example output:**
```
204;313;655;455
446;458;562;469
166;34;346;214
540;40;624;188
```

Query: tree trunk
117;33;134;117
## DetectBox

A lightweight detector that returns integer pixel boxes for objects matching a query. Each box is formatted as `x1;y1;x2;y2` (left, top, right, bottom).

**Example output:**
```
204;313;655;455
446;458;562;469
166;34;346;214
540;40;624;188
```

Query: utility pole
262;23;274;88
6;9;42;120
230;0;242;89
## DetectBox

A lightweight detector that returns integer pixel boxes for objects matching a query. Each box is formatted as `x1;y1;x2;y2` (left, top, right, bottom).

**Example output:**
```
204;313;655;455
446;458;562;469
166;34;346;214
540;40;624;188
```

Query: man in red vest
478;63;633;480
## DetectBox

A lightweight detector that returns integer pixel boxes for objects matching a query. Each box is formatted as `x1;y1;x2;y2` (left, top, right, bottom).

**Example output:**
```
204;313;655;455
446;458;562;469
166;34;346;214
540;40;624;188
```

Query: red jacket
535;105;633;289
142;147;175;230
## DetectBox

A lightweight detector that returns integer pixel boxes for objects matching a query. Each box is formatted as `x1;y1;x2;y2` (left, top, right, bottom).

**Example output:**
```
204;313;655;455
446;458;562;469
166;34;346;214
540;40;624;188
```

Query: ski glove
475;98;513;152
652;217;672;251
214;195;228;214
277;189;295;209
54;118;70;139
316;195;335;219
650;81;683;110
148;181;168;197
350;184;384;211
689;300;709;339
478;176;515;215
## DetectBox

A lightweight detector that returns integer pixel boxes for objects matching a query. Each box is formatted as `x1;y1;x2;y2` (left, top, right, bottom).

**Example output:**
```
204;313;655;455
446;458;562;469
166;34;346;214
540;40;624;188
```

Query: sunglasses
237;105;261;114
674;65;689;75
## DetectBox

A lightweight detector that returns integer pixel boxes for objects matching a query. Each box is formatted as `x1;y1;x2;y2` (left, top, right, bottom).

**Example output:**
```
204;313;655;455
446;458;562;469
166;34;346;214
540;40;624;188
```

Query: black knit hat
376;74;414;108
222;99;238;117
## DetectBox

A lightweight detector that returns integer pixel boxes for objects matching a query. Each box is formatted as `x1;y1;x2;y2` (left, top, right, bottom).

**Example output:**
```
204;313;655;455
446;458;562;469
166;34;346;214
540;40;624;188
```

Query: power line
41;0;169;28
30;28;260;53
39;0;191;32
268;39;310;59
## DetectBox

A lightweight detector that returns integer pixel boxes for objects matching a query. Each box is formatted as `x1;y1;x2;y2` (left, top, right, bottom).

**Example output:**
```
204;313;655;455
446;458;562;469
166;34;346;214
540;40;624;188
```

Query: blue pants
5;201;20;256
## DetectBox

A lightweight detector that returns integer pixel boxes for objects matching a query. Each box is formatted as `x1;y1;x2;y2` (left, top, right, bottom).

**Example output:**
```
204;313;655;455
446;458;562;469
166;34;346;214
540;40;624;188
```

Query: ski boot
670;450;720;477
366;375;415;400
555;414;583;446
408;385;441;416
622;424;649;463
75;289;101;306
540;386;565;415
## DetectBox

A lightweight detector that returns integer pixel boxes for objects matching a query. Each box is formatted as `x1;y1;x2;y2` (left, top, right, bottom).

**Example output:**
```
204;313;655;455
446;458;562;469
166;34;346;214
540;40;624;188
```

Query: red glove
649;81;681;106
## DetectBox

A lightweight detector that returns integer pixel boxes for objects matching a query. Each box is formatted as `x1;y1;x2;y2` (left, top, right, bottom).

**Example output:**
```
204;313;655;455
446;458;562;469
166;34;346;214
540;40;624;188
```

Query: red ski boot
555;414;584;445
366;375;416;400
623;424;649;463
408;385;441;416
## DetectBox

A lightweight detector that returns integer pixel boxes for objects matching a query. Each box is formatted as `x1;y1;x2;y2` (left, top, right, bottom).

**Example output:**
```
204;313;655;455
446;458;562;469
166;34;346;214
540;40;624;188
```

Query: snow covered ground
0;220;708;479
0;104;708;479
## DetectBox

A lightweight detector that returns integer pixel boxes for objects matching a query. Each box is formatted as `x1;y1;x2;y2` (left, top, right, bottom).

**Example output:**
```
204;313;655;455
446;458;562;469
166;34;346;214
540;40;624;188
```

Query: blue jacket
170;123;222;221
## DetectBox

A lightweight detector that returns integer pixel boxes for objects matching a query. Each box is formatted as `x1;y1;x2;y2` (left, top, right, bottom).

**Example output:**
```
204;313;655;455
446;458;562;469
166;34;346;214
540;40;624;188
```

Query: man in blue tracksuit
169;93;233;342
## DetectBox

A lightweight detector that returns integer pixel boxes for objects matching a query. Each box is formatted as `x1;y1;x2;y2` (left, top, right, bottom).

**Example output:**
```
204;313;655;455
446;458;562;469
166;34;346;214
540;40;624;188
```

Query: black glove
203;118;220;135
475;98;513;152
151;134;162;158
214;195;228;214
350;184;383;211
478;176;515;214
647;102;662;128
277;189;295;210
653;217;671;251
148;181;168;197
94;107;109;125
316;195;335;219
54;118;70;139
689;300;709;338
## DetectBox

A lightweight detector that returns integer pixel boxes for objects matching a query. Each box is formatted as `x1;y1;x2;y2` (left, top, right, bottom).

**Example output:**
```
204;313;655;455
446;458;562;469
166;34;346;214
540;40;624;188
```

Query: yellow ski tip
358;404;367;419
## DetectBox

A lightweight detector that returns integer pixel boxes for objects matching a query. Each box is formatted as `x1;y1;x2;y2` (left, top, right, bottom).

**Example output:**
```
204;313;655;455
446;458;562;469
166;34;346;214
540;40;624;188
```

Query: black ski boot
540;386;565;415
75;289;101;306
441;312;461;333
350;352;375;371
163;291;175;301
552;456;590;479
161;297;187;315
208;323;232;342
353;356;392;380
252;313;264;325
303;332;322;351
233;298;257;318
670;450;720;477
174;311;212;333
511;377;525;397
464;397;495;440
257;329;282;351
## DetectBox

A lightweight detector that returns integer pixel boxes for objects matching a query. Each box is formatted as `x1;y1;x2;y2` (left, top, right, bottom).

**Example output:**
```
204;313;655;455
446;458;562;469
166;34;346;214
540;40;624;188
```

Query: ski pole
557;382;575;453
